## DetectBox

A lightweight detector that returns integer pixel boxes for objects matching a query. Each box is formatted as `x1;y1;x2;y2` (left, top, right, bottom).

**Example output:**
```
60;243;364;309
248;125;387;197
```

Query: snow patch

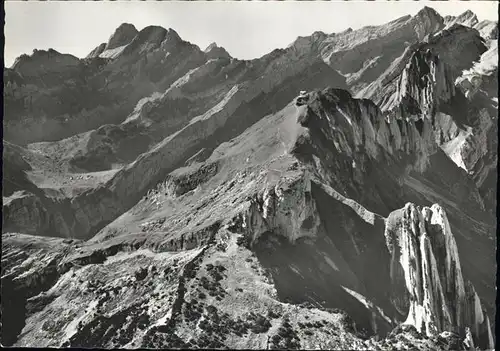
124;92;163;123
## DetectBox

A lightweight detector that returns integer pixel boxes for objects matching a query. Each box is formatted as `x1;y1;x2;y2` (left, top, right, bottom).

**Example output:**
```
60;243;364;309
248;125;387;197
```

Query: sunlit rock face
230;172;320;246
86;23;139;59
356;22;494;212
395;49;454;120
376;25;486;117
297;88;437;174
384;203;493;349
204;42;231;60
444;10;479;29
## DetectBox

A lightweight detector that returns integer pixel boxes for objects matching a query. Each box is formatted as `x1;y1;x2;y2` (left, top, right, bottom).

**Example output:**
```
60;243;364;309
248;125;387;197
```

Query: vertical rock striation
384;203;493;348
230;172;321;246
395;49;455;120
298;88;438;175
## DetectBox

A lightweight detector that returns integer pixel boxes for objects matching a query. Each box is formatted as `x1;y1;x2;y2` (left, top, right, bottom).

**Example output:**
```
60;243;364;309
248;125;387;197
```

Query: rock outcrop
229;172;320;246
297;88;437;174
204;42;231;60
384;203;493;349
444;10;479;29
473;20;498;41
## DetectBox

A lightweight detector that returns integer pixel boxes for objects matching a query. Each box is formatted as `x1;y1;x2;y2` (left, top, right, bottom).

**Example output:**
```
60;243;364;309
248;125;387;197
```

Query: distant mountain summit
86;23;139;59
106;23;139;51
444;10;479;28
204;42;231;60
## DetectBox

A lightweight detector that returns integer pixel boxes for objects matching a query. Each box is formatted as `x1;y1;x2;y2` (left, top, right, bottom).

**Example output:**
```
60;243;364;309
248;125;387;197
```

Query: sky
4;1;498;68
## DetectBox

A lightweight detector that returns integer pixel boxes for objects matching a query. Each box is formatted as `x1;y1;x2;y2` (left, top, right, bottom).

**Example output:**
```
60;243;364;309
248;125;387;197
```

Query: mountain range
2;6;498;350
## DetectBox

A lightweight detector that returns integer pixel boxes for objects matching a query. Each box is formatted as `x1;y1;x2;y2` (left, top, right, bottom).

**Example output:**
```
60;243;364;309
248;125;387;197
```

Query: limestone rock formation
2;6;496;350
204;42;231;60
444;10;479;29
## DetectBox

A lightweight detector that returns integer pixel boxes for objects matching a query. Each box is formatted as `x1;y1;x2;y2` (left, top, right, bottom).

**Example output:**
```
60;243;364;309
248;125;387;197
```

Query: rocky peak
415;6;442;23
411;6;445;40
204;42;218;52
395;48;455;119
443;15;456;25
165;28;182;43
448;10;479;29
136;25;168;42
311;30;327;41
105;23;138;51
204;42;231;60
297;87;437;173
384;203;493;349
458;10;478;23
120;26;180;56
13;48;67;65
379;23;486;120
287;31;329;56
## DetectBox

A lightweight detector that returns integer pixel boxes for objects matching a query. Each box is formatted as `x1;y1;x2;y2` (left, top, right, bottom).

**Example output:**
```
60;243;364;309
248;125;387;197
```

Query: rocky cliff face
385;203;493;349
230;172;321;246
444;10;479;29
2;6;496;350
394;49;455;119
355;20;496;214
296;88;437;177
